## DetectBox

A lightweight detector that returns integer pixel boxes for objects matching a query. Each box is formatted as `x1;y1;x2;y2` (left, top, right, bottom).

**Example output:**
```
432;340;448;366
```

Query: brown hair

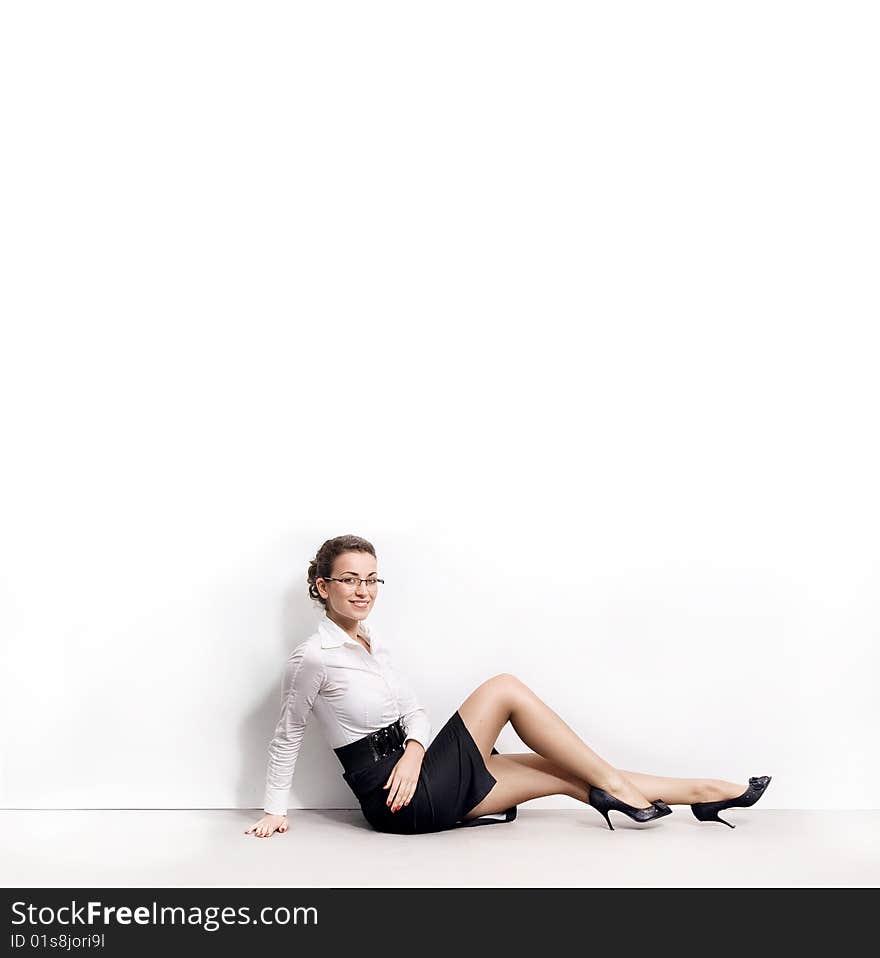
307;534;377;607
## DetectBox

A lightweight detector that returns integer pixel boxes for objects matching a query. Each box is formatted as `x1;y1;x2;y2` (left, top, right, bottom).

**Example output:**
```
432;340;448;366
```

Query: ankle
593;773;629;796
594;774;650;807
693;780;743;803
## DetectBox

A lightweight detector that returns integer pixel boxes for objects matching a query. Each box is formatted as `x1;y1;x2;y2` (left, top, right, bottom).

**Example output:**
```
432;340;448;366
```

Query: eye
340;577;357;586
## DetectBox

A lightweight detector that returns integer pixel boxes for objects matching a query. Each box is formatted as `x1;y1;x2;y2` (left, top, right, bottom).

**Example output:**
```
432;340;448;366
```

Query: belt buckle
369;726;393;762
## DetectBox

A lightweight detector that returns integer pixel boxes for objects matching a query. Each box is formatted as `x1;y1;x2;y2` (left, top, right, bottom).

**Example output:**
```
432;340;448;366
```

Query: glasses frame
321;577;385;589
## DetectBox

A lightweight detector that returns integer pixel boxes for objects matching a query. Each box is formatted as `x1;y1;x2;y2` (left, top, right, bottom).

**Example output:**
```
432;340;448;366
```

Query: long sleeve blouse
263;611;431;815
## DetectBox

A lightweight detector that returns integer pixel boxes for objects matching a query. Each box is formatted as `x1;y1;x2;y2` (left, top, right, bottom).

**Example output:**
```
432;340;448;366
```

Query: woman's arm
262;641;326;817
388;661;431;752
379;657;431;813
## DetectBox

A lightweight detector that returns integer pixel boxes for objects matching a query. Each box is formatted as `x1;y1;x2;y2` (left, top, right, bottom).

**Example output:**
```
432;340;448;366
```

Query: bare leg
461;752;591;820
462;753;747;819
457;673;653;810
617;769;748;804
495;754;746;804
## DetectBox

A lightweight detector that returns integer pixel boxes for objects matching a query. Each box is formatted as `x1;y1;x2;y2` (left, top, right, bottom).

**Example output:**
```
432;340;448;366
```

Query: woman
245;534;771;837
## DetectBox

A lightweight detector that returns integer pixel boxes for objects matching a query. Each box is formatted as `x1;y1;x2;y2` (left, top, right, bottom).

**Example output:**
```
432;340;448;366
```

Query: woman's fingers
386;779;400;807
246;815;287;836
389;778;417;811
385;758;423;811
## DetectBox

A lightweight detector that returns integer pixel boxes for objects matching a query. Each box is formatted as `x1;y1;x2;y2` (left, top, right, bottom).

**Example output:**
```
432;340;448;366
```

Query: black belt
334;718;406;774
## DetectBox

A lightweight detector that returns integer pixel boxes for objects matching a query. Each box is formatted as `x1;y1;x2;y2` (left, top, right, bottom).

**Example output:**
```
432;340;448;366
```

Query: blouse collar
318;610;375;649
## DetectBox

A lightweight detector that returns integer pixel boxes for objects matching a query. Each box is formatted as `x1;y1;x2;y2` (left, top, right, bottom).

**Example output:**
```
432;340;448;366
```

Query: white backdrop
1;2;877;812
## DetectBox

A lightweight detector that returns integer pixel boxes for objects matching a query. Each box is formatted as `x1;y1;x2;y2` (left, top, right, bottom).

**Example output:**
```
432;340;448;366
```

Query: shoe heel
691;803;736;827
588;787;616;830
589;786;667;829
690;774;772;827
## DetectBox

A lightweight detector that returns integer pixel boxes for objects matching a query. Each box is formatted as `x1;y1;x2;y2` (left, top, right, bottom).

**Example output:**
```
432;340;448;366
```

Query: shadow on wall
235;579;358;812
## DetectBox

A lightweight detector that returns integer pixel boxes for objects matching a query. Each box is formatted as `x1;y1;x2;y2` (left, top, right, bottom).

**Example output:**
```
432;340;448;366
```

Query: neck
326;607;364;643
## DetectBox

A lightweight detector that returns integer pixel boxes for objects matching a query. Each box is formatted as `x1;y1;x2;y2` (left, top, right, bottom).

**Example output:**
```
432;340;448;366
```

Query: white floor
2;809;878;888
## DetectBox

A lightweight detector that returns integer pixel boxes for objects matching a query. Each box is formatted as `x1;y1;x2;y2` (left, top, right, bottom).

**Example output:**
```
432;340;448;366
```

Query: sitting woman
246;534;770;837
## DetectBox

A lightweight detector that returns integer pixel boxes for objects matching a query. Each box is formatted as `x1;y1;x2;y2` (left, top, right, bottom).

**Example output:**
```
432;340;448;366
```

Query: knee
487;673;527;698
489;672;522;688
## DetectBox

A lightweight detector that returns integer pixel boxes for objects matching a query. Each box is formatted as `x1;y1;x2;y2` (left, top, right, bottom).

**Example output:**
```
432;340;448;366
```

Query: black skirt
340;710;517;834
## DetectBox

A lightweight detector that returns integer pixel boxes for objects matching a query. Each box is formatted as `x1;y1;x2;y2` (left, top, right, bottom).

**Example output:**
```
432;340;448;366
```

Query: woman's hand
383;745;424;813
244;813;288;837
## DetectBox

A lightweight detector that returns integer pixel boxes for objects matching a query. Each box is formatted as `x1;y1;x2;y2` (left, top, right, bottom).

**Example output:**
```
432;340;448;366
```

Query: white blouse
263;611;432;816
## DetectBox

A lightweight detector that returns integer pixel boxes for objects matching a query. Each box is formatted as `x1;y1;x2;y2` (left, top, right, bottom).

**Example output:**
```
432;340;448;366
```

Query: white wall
1;2;877;812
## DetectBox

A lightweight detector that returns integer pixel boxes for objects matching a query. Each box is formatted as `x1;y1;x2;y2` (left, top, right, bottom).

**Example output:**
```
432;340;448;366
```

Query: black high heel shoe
690;775;772;828
588;786;673;830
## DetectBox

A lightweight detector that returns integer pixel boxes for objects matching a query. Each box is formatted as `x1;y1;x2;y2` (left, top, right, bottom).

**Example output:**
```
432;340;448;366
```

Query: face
316;551;379;624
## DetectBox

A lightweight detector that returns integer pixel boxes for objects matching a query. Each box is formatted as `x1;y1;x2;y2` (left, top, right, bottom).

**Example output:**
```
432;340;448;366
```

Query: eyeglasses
322;577;384;590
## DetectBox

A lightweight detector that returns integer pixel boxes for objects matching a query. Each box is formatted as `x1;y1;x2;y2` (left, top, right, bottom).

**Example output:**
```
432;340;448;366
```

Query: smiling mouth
350;600;370;606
